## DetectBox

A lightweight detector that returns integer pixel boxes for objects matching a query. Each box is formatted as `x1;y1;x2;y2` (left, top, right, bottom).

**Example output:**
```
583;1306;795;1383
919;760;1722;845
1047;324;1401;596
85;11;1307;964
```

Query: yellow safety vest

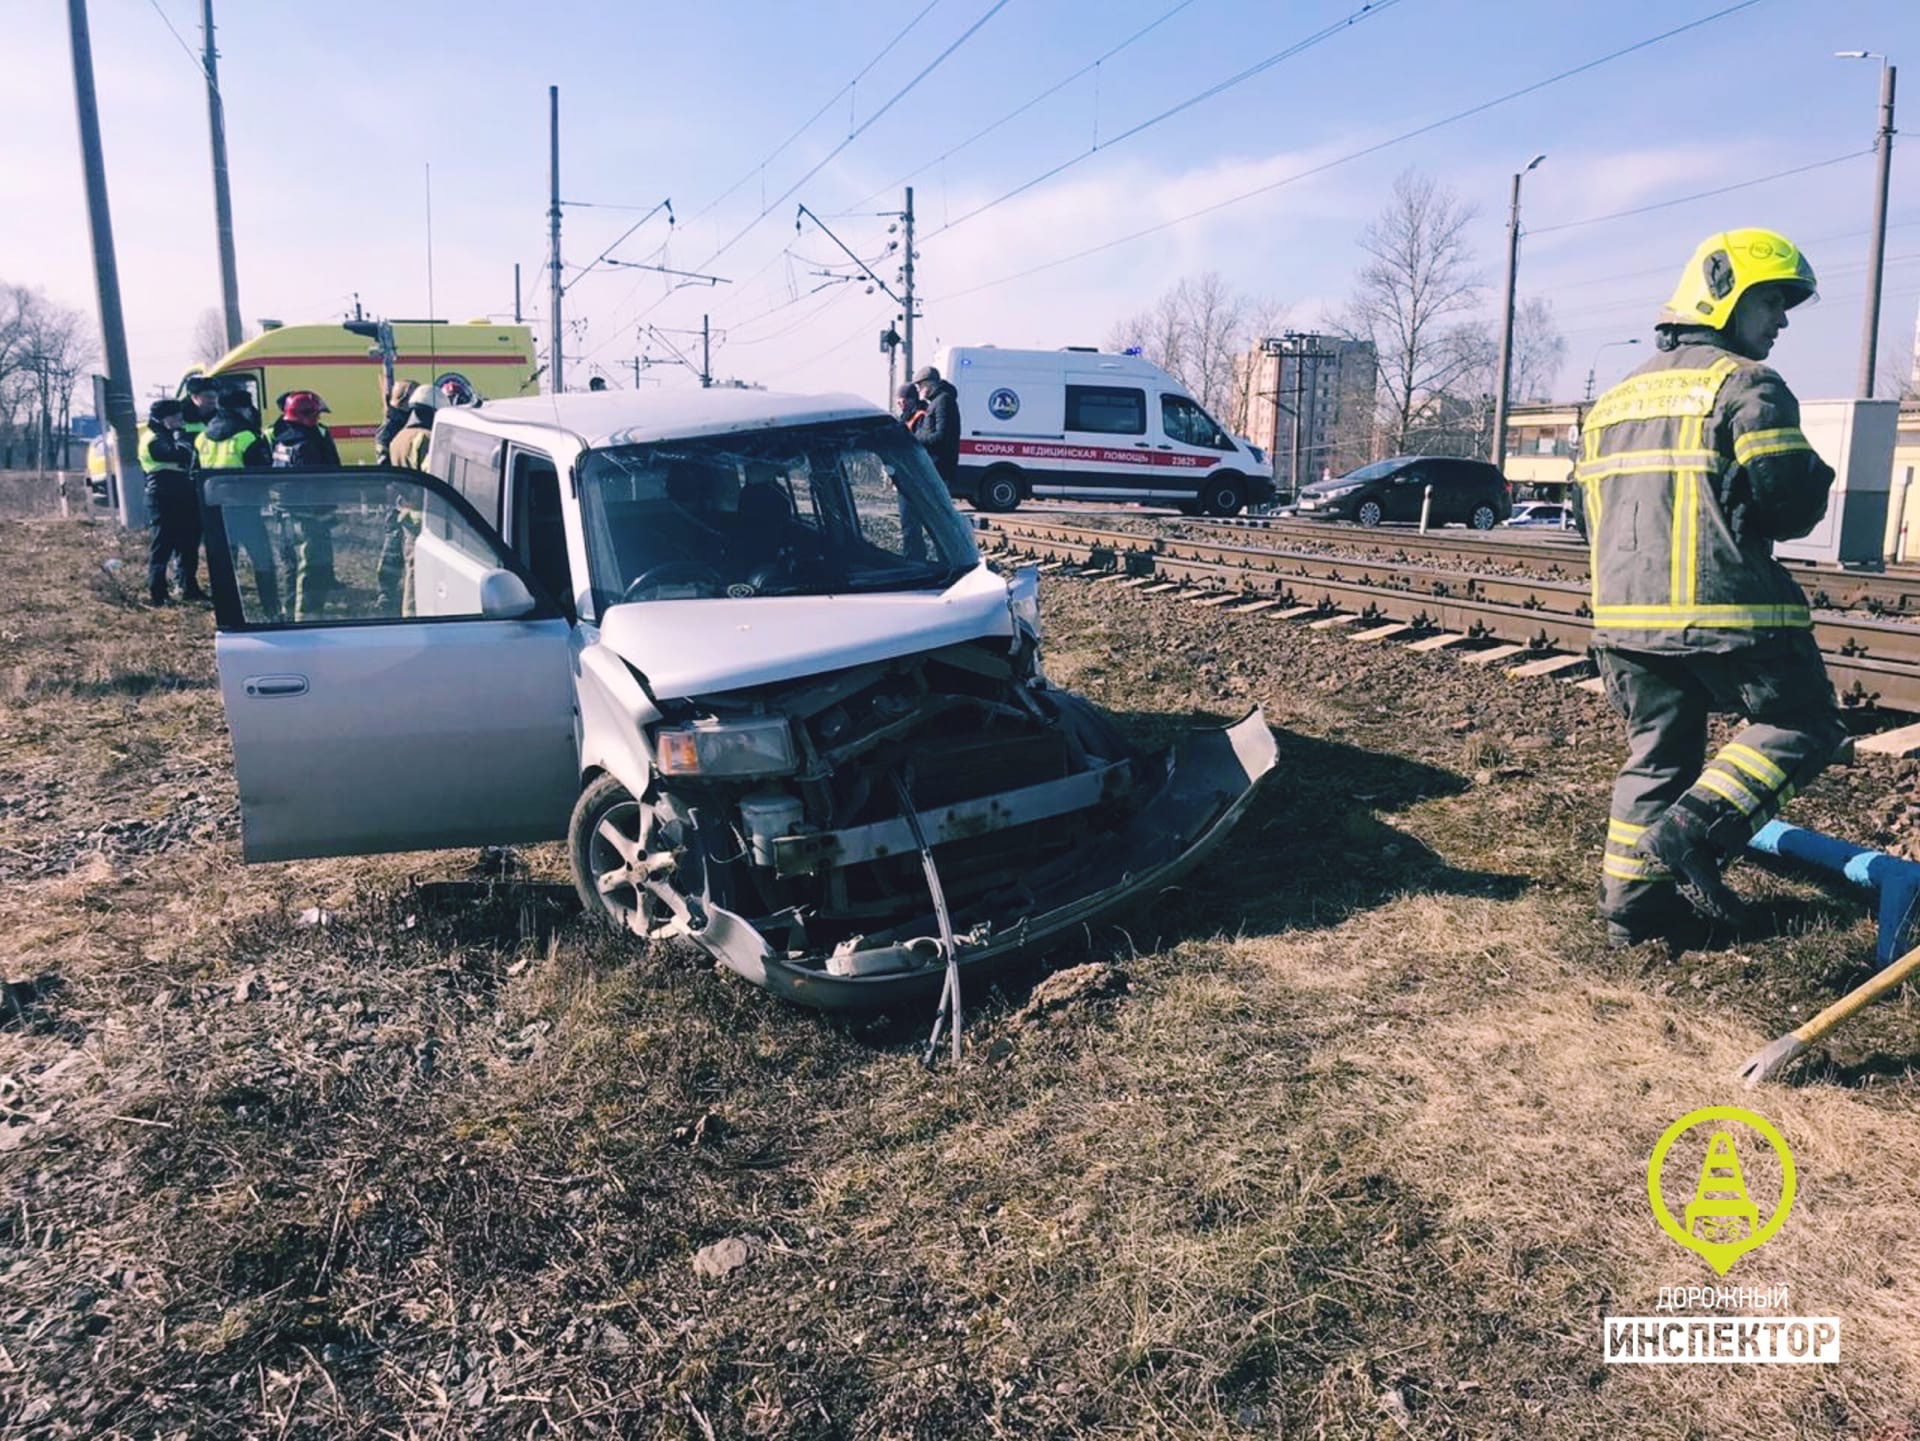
194;428;261;470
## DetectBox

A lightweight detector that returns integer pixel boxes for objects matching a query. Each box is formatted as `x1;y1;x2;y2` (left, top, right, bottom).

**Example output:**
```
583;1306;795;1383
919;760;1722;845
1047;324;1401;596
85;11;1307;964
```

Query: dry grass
4;515;1920;1437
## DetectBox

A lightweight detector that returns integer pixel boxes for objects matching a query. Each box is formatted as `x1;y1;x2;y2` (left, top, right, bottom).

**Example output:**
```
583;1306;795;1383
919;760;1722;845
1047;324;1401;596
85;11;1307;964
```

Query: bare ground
4;510;1920;1439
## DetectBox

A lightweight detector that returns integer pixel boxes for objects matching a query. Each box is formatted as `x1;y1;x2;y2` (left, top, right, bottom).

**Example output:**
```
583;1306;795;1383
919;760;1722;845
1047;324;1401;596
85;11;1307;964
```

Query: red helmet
437;375;476;405
281;389;328;425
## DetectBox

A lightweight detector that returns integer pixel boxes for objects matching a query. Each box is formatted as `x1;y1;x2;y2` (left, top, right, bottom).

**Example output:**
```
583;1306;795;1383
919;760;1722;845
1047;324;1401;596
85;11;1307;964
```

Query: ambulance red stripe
960;438;1214;470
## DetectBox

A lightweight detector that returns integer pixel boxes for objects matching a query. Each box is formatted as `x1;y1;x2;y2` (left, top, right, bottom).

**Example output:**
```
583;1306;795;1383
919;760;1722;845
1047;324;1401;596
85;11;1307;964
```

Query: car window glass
1065;385;1146;435
202;472;522;626
575;417;978;613
436;426;505;530
511;452;571;616
1160;394;1233;451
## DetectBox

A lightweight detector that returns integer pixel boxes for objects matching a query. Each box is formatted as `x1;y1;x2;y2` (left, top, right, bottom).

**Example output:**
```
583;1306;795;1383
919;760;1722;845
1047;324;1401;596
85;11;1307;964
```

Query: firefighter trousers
1595;635;1846;924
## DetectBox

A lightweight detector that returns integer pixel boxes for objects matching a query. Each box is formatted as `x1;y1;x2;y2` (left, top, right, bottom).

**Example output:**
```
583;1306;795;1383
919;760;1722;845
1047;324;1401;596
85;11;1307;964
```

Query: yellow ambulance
185;320;540;464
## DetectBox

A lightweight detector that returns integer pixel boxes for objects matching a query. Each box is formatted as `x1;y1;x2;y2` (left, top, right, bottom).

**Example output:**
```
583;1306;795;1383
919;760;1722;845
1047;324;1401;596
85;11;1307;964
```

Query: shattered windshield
577;416;980;612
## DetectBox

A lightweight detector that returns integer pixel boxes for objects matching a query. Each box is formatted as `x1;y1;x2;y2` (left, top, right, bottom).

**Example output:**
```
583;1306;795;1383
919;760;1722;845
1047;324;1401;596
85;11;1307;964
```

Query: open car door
200;468;577;861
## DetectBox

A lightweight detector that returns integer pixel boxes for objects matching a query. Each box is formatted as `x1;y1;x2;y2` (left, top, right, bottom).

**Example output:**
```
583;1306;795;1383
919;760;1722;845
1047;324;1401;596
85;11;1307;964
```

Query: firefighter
373;376;415;464
195;386;280;619
271;391;341;620
376;384;437;613
138;399;204;604
1576;229;1844;945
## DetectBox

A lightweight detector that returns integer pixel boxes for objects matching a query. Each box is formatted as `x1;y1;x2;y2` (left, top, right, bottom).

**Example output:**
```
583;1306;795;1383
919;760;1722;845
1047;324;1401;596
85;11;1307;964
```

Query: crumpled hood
598;564;1015;699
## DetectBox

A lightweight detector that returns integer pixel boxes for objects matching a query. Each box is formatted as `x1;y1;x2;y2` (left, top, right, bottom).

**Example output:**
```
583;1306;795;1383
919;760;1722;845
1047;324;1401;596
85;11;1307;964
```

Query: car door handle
1133;442;1152;449
243;674;309;698
1156;444;1172;450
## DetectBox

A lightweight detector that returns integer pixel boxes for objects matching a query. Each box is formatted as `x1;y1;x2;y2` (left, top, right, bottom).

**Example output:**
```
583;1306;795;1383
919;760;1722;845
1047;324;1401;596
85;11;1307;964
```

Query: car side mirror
479;569;537;619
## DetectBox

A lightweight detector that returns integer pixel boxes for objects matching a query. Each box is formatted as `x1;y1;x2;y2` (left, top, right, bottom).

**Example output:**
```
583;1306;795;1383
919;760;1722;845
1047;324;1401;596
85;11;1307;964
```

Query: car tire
1469;503;1498;531
1200;475;1246;518
977;469;1023;513
1356;498;1384;528
570;773;667;937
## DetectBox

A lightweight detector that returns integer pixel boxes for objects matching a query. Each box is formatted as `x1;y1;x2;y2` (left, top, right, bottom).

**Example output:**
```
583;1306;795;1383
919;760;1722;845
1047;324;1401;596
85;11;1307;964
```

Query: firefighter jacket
269;418;341;470
1574;332;1834;654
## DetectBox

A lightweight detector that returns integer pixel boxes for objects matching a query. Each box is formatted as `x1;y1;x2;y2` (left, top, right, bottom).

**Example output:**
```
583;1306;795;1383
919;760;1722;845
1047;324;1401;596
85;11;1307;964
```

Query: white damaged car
198;391;1276;1009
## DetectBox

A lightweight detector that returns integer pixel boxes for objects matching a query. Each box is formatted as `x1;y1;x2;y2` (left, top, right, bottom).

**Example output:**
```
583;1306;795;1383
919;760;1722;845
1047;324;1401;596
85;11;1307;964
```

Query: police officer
271;391;341;620
139;399;204;604
179;375;219;451
195;386;281;619
1576;229;1844;944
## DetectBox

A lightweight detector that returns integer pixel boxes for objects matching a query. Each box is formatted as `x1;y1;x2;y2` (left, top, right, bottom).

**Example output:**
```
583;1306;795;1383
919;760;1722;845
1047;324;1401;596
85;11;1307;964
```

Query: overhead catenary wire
1530;151;1873;236
928;0;1766;302
922;0;1408;242
681;0;945;231
144;0;208;78
835;0;1204;216
689;0;1016;275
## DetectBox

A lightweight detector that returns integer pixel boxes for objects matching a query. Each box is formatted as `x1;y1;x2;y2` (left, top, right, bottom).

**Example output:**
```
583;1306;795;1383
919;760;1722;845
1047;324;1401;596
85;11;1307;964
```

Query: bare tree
1506;297;1567;404
193;307;231;366
1334;170;1486;455
1107;271;1277;421
0;284;97;470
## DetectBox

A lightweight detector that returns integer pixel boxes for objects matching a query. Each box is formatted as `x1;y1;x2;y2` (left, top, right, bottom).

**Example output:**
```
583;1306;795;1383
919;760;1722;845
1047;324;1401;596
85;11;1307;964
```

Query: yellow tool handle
1791;942;1920;1044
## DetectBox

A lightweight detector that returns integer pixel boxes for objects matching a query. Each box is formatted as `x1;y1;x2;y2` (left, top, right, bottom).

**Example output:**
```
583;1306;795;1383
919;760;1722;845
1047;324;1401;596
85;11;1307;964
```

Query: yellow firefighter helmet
1660;229;1818;330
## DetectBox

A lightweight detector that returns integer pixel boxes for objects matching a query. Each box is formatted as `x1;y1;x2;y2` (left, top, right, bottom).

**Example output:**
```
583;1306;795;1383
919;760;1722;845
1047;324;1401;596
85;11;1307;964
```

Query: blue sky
8;0;1917;413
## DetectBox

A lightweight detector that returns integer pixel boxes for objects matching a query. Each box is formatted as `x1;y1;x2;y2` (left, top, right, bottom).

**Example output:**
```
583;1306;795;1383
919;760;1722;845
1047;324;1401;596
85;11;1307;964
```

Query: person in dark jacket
139;399;204;604
912;366;959;489
271;391;342;619
179;375;219;452
1576;228;1844;945
897;381;925;432
196;387;280;618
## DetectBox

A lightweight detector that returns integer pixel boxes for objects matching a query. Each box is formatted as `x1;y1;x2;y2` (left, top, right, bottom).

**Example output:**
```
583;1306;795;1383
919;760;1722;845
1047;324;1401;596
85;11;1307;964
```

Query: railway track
1010;503;1920;615
978;513;1920;717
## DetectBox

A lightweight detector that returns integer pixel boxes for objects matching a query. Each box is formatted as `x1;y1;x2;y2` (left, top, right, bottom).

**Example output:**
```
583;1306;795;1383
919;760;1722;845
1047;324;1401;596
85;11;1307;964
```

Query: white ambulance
939;346;1273;515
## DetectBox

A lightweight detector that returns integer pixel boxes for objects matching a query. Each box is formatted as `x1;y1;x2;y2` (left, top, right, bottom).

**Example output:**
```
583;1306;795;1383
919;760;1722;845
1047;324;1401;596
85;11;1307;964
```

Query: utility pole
901;186;916;380
513;263;521;324
202;0;243;352
631;356;641;387
1491;154;1546;476
701;314;711;388
548;85;564;393
1860;61;1898;397
66;0;144;527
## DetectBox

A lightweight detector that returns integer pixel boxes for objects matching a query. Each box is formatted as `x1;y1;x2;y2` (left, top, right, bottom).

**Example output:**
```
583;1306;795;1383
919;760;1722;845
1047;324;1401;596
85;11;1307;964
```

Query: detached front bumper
685;708;1280;1010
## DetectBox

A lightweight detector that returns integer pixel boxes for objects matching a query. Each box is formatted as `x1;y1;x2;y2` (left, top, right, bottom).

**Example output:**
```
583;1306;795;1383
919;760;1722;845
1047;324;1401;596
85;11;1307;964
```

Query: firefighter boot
1634;802;1748;925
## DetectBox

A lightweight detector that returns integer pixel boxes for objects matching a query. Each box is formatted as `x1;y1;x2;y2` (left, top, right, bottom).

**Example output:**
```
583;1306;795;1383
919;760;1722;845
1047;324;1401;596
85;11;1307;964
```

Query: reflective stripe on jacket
1575;337;1834;653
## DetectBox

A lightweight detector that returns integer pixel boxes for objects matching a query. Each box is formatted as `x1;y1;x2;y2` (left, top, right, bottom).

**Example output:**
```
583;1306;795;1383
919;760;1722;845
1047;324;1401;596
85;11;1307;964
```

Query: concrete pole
548;85;564;394
202;0;243;352
513;262;521;324
701;313;711;388
1859;63;1897;398
66;0;145;527
1492;176;1523;474
901;187;915;381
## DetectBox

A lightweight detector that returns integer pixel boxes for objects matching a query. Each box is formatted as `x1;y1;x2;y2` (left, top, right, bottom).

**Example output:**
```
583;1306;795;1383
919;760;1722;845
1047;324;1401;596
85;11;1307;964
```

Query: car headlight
655;717;797;778
1008;565;1042;644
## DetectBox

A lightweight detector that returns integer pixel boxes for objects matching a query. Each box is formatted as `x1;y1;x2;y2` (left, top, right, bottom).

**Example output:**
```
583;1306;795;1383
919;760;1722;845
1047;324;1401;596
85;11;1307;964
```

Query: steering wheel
622;561;724;601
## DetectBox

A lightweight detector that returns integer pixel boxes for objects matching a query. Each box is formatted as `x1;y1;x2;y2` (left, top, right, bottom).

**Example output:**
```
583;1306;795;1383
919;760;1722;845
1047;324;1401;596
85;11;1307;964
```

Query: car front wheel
1469;503;1498;530
1200;476;1246;517
570;774;673;937
1356;498;1384;528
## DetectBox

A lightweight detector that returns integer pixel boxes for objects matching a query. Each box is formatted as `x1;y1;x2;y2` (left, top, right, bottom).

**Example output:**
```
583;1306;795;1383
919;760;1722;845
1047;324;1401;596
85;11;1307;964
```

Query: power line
930;0;1764;302
691;0;1016;274
682;0;945;230
1530;151;1872;235
143;0;207;79
924;0;1407;242
836;0;1203;215
579;2;999;360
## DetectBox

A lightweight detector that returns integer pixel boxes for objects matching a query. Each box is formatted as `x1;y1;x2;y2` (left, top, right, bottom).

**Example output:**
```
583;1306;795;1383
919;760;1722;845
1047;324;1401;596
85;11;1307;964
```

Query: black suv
1296;456;1512;530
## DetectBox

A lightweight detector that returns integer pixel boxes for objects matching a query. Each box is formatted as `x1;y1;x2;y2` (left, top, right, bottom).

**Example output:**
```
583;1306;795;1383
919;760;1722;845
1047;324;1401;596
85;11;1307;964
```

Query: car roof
439;388;884;451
